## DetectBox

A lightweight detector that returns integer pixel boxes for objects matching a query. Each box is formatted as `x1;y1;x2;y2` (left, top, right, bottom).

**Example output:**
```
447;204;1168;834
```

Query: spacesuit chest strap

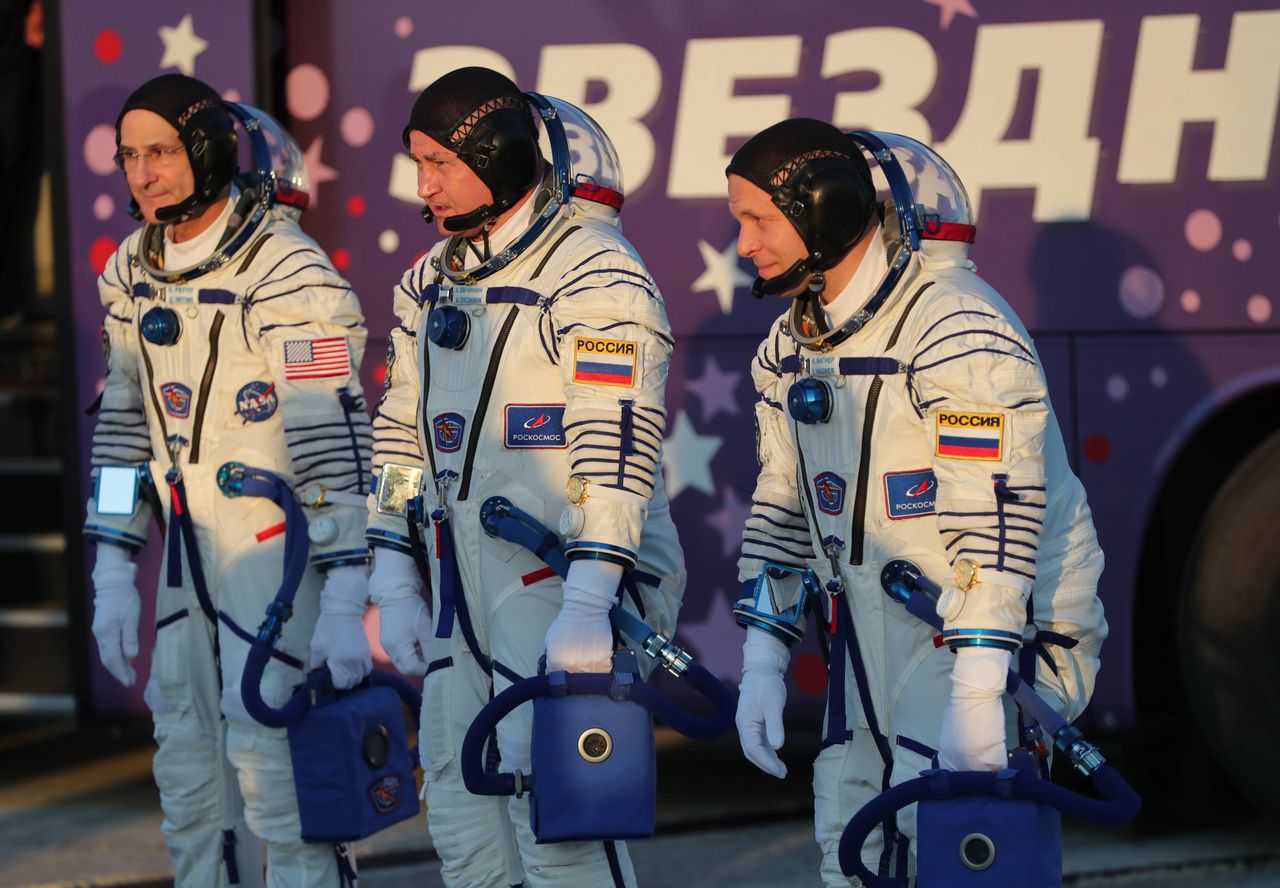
778;355;904;377
420;283;544;307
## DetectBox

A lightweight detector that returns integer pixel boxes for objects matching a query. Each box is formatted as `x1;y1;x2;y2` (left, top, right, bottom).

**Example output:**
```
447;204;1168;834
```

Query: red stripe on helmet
921;222;975;243
573;182;624;210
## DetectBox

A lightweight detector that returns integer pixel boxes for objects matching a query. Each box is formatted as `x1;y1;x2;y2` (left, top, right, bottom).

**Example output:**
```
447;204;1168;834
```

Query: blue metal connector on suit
787;376;833;424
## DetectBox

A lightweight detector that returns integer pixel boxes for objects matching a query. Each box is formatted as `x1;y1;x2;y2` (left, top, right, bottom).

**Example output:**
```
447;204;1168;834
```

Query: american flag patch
283;337;351;380
935;410;1004;460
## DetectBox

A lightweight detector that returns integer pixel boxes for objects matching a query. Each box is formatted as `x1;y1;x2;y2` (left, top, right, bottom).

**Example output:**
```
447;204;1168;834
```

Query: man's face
407;130;493;237
117;109;194;224
728;174;809;296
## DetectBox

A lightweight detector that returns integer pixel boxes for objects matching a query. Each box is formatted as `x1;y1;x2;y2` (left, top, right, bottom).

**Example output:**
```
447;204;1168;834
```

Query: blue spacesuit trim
84;524;147;552
565;540;637;568
217;610;304;669
913;347;1035;374
434;515;492;675
912;309;1000;346
155;608;188;630
895;734;939;767
366;529;414;555
826;592;903;876
492;659;524;685
419;283;543;306
604;841;626;887
425;657;452;676
778;355;903;376
199;289;237;304
312;548;371;570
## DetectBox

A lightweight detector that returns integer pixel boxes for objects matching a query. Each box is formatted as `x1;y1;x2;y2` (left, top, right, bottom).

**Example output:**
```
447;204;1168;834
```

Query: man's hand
938;646;1011;772
544;559;622;673
90;543;141;687
309;564;372;689
736;627;790;779
368;548;432;676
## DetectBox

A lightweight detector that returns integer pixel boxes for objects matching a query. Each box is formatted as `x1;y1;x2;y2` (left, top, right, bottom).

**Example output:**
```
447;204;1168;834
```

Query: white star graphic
662;410;722;501
301;136;338;207
670;589;743;686
158;15;208;77
685;355;743;422
691;239;753;315
705;485;753;560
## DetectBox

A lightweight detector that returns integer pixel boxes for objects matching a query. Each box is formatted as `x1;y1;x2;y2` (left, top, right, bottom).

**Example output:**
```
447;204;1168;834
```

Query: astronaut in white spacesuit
85;74;373;887
364;67;684;888
725;119;1108;885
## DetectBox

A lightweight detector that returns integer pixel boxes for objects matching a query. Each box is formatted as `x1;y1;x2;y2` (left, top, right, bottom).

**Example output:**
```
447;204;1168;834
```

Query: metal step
0;692;75;715
0;609;68;628
0;621;73;697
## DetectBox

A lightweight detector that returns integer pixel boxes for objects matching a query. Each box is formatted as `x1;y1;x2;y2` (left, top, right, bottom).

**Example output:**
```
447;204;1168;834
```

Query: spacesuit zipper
848;377;882;566
847;282;934;564
138;339;170;443
188;311;224;464
457;305;520;501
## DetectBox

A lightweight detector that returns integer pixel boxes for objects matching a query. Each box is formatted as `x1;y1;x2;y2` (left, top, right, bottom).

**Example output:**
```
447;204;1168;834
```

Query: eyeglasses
114;145;186;171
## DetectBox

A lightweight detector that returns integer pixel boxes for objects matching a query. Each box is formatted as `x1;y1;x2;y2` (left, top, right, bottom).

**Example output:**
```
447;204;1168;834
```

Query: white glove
736;627;790;779
368;548;432;677
90;543;142;687
938;646;1012;771
544;559;622;673
308;564;372;690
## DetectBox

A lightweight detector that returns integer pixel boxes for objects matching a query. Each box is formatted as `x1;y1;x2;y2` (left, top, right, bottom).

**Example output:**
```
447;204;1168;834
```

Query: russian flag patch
935;411;1004;460
572;336;637;387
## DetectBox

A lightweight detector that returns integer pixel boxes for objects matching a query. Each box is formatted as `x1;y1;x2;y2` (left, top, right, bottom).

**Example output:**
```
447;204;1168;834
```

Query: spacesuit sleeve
84;240;154;552
545;233;672;568
737;324;816;582
907;288;1049;646
243;231;372;571
365;262;429;555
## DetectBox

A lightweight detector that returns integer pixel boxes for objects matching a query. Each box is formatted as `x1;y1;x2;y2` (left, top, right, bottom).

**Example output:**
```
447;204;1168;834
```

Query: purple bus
38;0;1280;818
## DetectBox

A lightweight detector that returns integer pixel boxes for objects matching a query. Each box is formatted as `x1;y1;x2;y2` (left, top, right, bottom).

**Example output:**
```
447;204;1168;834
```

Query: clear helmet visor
137;103;310;284
227;102;311;214
855;131;975;247
534;95;625;213
440;93;626;284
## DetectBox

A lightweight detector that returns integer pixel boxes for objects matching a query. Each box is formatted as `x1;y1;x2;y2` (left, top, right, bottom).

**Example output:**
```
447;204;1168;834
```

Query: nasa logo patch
235;381;278;423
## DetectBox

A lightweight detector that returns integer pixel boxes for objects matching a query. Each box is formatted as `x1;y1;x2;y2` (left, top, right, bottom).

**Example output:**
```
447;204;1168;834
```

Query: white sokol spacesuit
87;84;371;887
730;128;1107;885
366;76;684;888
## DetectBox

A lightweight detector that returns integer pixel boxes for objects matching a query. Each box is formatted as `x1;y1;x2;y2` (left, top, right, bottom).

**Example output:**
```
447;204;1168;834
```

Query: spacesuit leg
813;641;958;886
147;552;263;888
421;631;523;888
220;551;339;888
490;577;638;888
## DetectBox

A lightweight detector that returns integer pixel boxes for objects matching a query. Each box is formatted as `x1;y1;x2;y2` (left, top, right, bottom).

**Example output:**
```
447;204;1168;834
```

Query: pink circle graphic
1184;209;1221;252
1118;265;1164;319
222;89;242;103
84;125;120;176
1232;239;1252;262
394;17;414;37
340;107;374;147
1105;375;1129;402
93;193;115;221
286;64;330;122
1247;294;1272;324
1180;289;1201;313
